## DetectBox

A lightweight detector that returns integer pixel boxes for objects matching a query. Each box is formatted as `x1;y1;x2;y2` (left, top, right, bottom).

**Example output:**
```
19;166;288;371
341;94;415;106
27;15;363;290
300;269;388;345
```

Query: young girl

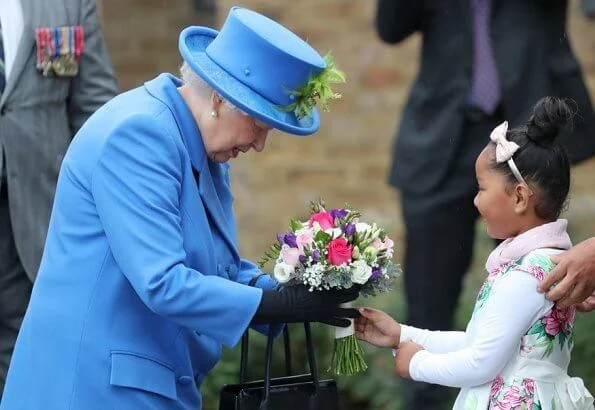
355;97;594;409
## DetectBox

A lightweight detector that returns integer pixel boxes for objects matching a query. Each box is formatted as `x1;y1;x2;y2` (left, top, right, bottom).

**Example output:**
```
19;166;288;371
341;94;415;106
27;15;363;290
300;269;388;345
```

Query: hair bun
526;96;573;146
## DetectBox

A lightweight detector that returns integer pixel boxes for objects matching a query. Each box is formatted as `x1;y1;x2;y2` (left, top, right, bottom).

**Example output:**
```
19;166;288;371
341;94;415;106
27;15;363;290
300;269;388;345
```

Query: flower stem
329;334;368;376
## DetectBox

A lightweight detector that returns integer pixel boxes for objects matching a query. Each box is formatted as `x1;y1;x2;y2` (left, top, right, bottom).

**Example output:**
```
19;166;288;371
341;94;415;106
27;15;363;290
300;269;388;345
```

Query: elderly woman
0;7;358;410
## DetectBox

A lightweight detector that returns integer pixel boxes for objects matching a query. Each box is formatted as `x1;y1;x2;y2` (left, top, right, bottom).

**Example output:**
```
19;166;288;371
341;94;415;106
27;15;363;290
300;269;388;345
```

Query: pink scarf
486;219;572;272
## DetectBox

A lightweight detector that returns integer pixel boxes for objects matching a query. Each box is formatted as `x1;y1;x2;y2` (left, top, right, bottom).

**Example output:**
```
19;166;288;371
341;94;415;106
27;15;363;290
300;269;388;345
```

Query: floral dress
457;251;593;410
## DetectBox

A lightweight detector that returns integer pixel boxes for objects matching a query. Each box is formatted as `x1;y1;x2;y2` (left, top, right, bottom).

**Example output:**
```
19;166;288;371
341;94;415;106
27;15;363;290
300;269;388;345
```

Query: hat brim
179;26;320;136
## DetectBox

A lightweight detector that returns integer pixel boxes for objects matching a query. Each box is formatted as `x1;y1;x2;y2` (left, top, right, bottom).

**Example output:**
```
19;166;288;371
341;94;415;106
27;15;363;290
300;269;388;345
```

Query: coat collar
144;73;239;258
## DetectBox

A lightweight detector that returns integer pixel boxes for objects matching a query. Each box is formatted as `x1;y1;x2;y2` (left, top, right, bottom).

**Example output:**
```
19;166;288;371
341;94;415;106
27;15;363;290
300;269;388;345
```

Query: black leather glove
251;285;360;327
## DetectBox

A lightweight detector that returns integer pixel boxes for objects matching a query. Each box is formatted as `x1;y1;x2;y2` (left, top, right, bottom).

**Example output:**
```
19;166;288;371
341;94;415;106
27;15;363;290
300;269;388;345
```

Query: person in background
356;97;594;410
0;0;117;398
0;7;358;409
539;237;595;312
374;1;595;407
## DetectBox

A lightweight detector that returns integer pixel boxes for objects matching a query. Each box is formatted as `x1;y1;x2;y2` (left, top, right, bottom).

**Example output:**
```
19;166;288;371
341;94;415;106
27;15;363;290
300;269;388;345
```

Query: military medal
50;27;66;76
35;25;84;77
35;28;52;76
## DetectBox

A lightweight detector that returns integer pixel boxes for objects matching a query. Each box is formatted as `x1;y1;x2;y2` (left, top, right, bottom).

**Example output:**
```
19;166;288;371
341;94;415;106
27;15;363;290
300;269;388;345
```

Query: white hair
179;62;246;115
180;62;212;98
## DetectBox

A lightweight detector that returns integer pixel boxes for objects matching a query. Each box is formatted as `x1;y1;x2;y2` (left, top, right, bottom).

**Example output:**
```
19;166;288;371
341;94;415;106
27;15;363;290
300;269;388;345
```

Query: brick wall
99;0;595;260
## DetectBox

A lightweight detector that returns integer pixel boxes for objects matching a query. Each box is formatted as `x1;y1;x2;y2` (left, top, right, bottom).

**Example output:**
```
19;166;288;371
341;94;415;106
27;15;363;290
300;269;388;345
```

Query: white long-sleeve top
401;269;551;387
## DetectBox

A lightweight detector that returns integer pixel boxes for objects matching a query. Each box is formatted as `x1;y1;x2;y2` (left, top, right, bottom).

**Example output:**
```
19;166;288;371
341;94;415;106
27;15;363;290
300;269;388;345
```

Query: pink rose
490;376;504;398
543;308;568;337
327;238;352;266
528;265;546;281
280;246;301;267
489;261;514;279
522;378;535;395
309;212;335;230
296;229;314;251
492;399;512;410
503;385;523;408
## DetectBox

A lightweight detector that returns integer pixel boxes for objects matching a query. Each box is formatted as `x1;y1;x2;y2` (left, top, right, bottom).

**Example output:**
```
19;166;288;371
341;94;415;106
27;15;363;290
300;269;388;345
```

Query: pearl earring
210;111;218;118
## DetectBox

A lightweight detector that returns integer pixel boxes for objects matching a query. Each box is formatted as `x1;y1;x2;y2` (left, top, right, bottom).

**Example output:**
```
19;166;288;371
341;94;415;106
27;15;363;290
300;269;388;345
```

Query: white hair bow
490;121;519;163
489;121;532;191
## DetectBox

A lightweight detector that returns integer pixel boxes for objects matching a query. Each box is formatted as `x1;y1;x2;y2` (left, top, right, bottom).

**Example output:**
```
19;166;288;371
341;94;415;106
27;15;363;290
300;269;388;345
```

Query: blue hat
179;7;330;136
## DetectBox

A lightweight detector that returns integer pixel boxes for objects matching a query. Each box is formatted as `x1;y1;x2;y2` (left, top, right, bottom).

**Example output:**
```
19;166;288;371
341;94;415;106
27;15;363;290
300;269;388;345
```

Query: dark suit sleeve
67;0;118;134
375;0;424;44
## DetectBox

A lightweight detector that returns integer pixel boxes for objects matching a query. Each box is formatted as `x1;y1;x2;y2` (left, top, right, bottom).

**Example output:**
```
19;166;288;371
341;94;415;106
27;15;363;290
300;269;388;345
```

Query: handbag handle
241;274;292;383
243;275;321;409
259;322;321;410
239;326;292;383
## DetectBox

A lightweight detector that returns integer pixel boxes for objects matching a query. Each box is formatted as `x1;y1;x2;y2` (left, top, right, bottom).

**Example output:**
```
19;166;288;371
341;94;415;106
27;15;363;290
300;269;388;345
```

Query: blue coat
1;74;277;410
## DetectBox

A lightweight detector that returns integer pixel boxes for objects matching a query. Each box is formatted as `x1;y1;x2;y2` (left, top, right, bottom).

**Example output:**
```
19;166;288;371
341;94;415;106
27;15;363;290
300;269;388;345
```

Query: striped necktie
470;0;501;115
0;20;5;95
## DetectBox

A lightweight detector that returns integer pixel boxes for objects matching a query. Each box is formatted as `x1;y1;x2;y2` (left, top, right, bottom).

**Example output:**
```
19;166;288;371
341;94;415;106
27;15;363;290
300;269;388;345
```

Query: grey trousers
0;175;32;399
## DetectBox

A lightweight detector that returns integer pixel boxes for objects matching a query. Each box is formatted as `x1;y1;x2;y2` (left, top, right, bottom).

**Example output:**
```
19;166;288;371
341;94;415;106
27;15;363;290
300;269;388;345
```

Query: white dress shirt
0;0;25;81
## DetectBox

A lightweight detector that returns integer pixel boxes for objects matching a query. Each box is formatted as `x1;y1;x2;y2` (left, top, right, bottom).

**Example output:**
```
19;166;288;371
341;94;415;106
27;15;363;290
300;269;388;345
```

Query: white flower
303;264;325;290
325;227;343;239
350;260;372;284
273;262;295;283
355;222;371;233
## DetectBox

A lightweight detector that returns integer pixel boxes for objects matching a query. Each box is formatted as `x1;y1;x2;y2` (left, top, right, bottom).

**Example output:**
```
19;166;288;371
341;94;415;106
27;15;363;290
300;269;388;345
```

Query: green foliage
290;219;303;232
359;262;401;298
314;229;331;243
278;53;346;119
310;198;326;214
257;242;281;269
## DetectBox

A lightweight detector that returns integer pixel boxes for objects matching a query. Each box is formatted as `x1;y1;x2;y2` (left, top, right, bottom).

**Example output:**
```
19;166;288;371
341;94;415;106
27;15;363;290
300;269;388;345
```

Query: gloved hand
251;285;360;327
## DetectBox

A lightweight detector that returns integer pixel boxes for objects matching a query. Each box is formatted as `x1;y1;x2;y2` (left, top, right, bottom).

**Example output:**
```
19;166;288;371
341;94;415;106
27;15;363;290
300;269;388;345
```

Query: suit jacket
0;74;278;410
376;0;595;195
0;0;117;280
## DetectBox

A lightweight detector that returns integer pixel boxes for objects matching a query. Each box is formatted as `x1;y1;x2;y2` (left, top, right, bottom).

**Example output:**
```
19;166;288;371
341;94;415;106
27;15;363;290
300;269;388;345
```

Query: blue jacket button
178;376;193;385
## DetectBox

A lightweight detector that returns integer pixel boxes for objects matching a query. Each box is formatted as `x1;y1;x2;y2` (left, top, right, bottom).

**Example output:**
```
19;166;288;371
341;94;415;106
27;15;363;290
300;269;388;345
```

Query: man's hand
538;237;595;310
394;341;424;379
576;291;595;313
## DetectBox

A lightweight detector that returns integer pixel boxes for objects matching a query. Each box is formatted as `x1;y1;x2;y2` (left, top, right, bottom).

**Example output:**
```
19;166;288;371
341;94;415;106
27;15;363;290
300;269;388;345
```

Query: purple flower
330;208;348;220
311;249;321;262
284;233;298;248
275;232;299;248
299;254;308;264
276;233;285;245
344;223;356;236
371;267;382;279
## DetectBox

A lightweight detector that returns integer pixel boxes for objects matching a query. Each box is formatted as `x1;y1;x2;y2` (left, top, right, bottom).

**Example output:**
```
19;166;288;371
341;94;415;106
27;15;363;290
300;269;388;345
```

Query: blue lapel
144;74;239;258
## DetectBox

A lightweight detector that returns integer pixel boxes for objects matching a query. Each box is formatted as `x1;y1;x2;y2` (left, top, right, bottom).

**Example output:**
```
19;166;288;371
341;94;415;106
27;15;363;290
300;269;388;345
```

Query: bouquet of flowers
258;199;400;375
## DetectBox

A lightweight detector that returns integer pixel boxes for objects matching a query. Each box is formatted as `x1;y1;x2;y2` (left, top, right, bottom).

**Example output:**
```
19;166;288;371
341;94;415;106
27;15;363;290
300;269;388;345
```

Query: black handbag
219;323;340;410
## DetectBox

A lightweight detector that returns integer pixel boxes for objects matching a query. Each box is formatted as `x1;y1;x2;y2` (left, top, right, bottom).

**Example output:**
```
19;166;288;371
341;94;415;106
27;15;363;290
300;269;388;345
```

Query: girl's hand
394;341;424;379
354;307;400;348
